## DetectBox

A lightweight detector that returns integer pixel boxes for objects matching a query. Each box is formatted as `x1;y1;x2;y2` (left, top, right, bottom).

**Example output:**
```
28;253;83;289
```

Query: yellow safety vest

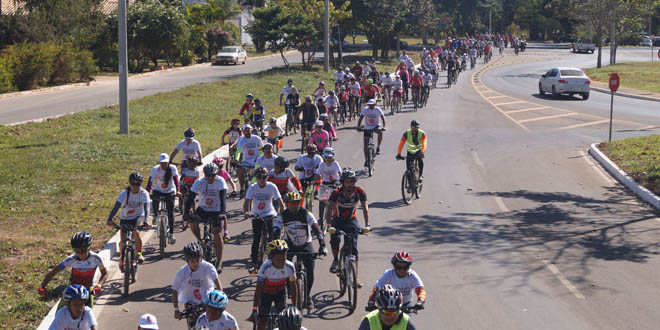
406;129;425;154
363;310;409;330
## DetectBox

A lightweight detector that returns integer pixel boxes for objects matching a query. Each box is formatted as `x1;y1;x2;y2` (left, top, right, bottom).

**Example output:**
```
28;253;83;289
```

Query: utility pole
489;8;492;35
324;0;329;72
118;0;129;134
610;0;616;65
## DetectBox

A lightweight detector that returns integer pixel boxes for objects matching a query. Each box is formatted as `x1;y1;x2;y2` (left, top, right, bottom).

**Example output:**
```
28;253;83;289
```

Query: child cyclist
195;290;239;329
48;285;97;330
264;117;285;153
221;118;243;171
212;156;237;242
39;231;108;309
179;156;200;229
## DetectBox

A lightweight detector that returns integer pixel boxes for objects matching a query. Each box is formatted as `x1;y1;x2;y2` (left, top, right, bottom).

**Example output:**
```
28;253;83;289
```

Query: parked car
215;46;247;65
331;38;350;48
640;36;652;47
572;39;595;53
654;37;660;47
538;67;591;100
390;39;408;50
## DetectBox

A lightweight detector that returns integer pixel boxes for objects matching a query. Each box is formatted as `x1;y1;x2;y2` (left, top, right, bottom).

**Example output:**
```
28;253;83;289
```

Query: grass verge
599;135;660;195
0;51;410;329
586;62;660;93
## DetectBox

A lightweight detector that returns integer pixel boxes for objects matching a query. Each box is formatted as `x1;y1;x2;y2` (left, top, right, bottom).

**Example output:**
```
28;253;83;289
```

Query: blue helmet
63;284;89;301
204;290;228;309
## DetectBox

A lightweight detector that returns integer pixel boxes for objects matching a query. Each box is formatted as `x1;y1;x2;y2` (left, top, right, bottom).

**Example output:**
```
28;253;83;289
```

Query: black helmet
340;167;356;183
71;231;93;249
183;242;203;259
254;98;261;104
410;120;420;127
275;157;289;169
254;167;268;179
277;306;302;330
184;128;195;139
203;163;218;176
129;172;143;184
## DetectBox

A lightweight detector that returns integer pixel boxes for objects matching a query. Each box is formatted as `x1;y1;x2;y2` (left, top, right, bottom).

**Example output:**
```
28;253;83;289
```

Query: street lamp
118;0;129;134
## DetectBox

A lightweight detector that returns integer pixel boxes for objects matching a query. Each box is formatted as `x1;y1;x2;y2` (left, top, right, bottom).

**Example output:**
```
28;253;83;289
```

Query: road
48;47;660;329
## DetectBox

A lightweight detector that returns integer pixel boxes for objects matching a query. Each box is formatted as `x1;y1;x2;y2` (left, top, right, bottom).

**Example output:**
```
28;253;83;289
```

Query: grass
0;49;415;329
599;135;660;196
346;35;429;46
585;62;660;93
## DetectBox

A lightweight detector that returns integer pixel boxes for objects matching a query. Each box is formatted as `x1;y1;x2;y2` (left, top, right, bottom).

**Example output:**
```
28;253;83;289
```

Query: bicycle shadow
97;281;172;305
369;199;407;210
224;275;257;303
226;229;253;246
304;290;353;319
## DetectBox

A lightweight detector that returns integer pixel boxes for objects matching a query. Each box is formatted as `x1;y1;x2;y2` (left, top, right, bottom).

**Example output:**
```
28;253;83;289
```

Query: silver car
215;46;247;65
539;67;591;100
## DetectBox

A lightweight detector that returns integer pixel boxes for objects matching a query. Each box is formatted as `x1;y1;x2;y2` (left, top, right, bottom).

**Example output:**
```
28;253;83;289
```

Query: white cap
367;99;377;105
158;153;169;163
138;314;158;330
243;124;252;130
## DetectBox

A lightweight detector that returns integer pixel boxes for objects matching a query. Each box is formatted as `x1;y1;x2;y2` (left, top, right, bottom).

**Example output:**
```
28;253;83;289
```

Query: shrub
50;45;79;84
206;24;233;60
3;42;57;90
0;57;15;93
75;49;98;81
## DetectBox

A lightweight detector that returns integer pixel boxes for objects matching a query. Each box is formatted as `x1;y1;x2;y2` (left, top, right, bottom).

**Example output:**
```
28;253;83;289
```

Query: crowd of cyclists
39;32;528;330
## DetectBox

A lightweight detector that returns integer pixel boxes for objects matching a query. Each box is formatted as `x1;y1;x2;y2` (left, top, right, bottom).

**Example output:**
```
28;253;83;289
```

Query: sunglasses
130;181;141;186
74;247;89;253
395;265;410;271
380;309;400;317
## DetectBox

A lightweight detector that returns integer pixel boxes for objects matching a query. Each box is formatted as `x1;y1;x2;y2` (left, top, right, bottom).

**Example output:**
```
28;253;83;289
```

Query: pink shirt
309;130;330;150
219;169;231;182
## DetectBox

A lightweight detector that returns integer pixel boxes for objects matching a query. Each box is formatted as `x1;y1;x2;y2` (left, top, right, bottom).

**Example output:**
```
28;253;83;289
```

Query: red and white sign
657;49;660;59
609;73;620;93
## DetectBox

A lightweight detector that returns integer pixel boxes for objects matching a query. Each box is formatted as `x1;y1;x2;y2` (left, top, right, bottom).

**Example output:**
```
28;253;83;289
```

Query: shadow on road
98;281;172;306
305;290;353;320
225;275;258;303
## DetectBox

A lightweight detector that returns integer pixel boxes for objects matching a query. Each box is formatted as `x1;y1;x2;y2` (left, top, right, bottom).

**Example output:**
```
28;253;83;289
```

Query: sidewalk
590;80;660;102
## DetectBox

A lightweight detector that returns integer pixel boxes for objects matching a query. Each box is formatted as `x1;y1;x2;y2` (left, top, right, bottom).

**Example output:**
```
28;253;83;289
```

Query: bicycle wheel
257;230;268;269
123;249;131;297
346;259;358;313
305;185;314;212
415;171;423;198
401;171;414;204
159;215;166;259
367;148;374;177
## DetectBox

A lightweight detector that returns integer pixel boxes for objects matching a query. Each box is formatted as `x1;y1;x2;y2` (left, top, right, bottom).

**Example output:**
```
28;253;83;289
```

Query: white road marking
471;150;486;169
491;192;510;212
542;260;586;299
518;113;577;123
556;119;610;131
486;95;510;99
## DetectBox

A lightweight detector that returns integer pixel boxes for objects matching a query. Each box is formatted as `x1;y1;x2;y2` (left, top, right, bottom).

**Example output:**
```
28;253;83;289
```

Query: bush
206;24;233;60
3;42;57;90
75;49;98;80
0;58;15;93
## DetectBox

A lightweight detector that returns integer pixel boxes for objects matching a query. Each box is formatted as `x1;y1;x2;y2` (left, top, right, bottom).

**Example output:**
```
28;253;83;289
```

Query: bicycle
397;155;423;205
382;86;391;113
285;104;298;136
180;303;206;329
301;178;316;213
365;303;424;314
411;87;420;112
317;181;338;234
391;90;402;115
198;215;218;268
330;228;367;314
358;127;383;177
154;195;169;259
113;224;137;297
421;86;430;108
300;135;310;154
338;101;347;125
251;311;278;330
251;214;273;273
288;251;323;315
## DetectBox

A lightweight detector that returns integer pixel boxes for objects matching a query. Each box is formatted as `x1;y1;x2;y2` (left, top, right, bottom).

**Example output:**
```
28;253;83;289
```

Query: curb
588;143;660;209
590;86;660;103
36;113;287;329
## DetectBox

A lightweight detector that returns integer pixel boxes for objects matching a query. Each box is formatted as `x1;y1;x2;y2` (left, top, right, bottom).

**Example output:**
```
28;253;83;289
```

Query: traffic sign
609;73;620;93
657;48;660;59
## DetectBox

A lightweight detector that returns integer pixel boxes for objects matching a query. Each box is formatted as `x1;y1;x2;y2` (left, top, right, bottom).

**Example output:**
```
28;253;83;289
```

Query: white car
215;46;247;65
539;67;591;100
640;36;652;47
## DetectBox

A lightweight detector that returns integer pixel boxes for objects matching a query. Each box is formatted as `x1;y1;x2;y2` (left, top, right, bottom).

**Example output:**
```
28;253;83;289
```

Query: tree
246;4;291;65
351;0;410;58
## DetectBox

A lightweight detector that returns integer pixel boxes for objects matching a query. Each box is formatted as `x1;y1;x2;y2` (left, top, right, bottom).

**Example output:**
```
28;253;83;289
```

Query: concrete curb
591;86;660;103
588;143;660;209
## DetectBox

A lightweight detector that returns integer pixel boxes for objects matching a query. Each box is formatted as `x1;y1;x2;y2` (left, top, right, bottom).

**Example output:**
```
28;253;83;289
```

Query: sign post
651;34;655;62
608;73;620;142
118;0;129;134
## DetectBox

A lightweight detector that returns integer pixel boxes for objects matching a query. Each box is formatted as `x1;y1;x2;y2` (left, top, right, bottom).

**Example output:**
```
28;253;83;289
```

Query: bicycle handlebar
365;304;424;313
180;304;205;318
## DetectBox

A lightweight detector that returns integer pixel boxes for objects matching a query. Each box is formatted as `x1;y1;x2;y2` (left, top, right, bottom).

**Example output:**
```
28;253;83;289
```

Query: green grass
599;135;660;195
346;35;429;46
586;62;660;93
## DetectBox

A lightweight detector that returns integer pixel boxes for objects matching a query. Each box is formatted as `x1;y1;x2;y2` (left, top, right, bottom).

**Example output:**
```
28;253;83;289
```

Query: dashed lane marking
517;112;578;123
542;260;586;299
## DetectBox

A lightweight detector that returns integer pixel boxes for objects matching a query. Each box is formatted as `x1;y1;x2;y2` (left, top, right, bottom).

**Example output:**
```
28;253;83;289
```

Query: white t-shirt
191;176;228;212
333;71;345;82
422;74;433;86
295;154;322;180
149;164;179;193
176;139;202;162
406;58;415;69
316;161;342;183
324;95;339;108
361;106;385;130
49;306;97;330
380;76;393;86
281;85;295;104
172;260;219;305
375;268;424;306
195;311;239;330
256;154;276;172
363;65;372;76
392;80;403;90
348;82;361;96
116;188;150;220
236;135;264;165
245;182;281;217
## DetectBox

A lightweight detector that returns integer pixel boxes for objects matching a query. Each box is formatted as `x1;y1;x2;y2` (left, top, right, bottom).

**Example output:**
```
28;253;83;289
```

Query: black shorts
363;127;380;138
120;216;145;228
258;290;286;319
301;121;315;131
193;208;223;229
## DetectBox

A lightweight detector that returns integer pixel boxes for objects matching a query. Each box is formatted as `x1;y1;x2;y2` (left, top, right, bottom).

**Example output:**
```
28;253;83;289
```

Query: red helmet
212;156;225;167
391;251;412;265
306;144;318;154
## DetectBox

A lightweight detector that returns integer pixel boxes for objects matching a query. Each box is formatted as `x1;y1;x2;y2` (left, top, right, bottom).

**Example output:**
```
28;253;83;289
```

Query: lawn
586;62;660;93
599;135;660;196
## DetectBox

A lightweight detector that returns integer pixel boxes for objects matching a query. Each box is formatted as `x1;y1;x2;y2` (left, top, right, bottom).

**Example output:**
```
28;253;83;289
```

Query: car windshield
560;70;584;77
221;47;238;53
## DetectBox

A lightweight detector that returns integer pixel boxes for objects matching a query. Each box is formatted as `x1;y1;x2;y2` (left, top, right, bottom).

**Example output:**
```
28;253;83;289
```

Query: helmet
322;147;335;158
328;90;335;95
367;79;373;85
314;120;323;127
71;231;93;250
319;81;325;85
274;157;289;169
344;67;350;72
270;117;277;123
204;290;228;309
254;167;268;179
367;99;377;105
254;98;261;104
246;93;253;99
129;172;143;184
187;156;199;166
339;85;346;90
414;70;420;75
277;306;302;330
385;71;390;75
391;251;413;265
340;167;356;182
306;144;318;154
266;239;288;255
231;118;240;124
63;284;89;302
184;128;195;139
183;242;203;259
410;120;420;127
319;113;329;120
374;284;403;311
284;191;302;203
262;142;273;150
203;163;218;176
212;156;225;167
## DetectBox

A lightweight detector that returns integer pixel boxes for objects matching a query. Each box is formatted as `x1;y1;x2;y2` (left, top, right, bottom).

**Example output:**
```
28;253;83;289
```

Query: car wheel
582;93;589;100
242;56;246;64
551;85;558;97
539;82;545;95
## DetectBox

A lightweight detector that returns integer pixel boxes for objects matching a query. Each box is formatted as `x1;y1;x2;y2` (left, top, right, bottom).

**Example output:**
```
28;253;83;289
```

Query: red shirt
329;186;367;220
411;75;423;87
366;84;381;98
240;102;254;116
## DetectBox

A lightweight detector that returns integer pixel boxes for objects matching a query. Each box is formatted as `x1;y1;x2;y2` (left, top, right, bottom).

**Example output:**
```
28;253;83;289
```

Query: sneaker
418;176;423;184
168;233;176;245
357;281;363;289
223;231;231;242
248;266;257;274
151;217;157;226
376;146;381;155
137;253;145;264
329;261;339;273
216;263;223;274
364;161;369;168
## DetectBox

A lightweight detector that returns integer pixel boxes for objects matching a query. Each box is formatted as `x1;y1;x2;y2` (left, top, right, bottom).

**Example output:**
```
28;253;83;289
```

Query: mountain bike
391;89;402;115
114;224;137;297
358;127;384;177
397;155;422;205
180;303;206;329
301;178;316;213
421;86;430;108
251;214;274;274
318;181;338;235
412;87;420;112
198;215;217;268
288;251;323;315
154;195;169;259
338;101;347;125
285;104;298;136
329;228;367;314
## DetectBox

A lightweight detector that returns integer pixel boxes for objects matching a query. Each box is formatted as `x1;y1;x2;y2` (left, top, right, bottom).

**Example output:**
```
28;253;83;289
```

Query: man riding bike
297;95;319;145
367;251;426;311
234;124;264;197
358;285;418;330
410;71;423;106
295;144;323;202
396;120;426;182
170;128;203;173
364;79;381;105
267;156;303;198
357;99;386;166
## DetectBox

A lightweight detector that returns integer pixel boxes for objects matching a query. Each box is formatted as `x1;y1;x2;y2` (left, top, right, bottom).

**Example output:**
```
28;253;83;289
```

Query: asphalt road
45;47;660;329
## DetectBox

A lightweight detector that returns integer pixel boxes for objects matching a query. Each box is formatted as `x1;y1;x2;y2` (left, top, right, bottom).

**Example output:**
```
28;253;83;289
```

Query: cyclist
469;46;477;68
267;156;303;198
391;74;403;108
380;72;393;105
173;242;223;328
195;290;238;329
297;95;319;145
244;167;284;274
405;56;415;80
40;231;107;309
362;61;372;80
106;173;150;265
358;285;417;330
357;99;386;166
325;168;371;281
309;120;330;152
395;120;426;182
367;252;426;311
324;90;339;125
211;156;238;198
315;147;341;230
285;87;301;136
421;70;433;102
337;86;349;122
347;77;361;115
252;98;266;136
221;118;242;169
295;144;323;201
396;65;409;103
180;156;200;229
255;142;277;173
319;113;337;141
239;93;255;123
273;192;327;308
146;153;179;244
252;240;297;330
170;128;203;170
234;124;264;197
275;306;307;330
352;61;363;80
410;71;423;106
264;117;284;153
138;313;159;330
313;81;327;100
364;79;381;105
332;67;345;90
279;79;295;108
316;97;327;116
427;60;438;88
446;55;456;85
49;285;97;330
183;163;228;272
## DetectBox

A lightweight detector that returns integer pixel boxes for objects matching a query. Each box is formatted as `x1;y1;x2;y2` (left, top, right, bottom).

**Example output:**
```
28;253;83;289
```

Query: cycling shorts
120;216;145;228
192;208;223;229
362;127;380;138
